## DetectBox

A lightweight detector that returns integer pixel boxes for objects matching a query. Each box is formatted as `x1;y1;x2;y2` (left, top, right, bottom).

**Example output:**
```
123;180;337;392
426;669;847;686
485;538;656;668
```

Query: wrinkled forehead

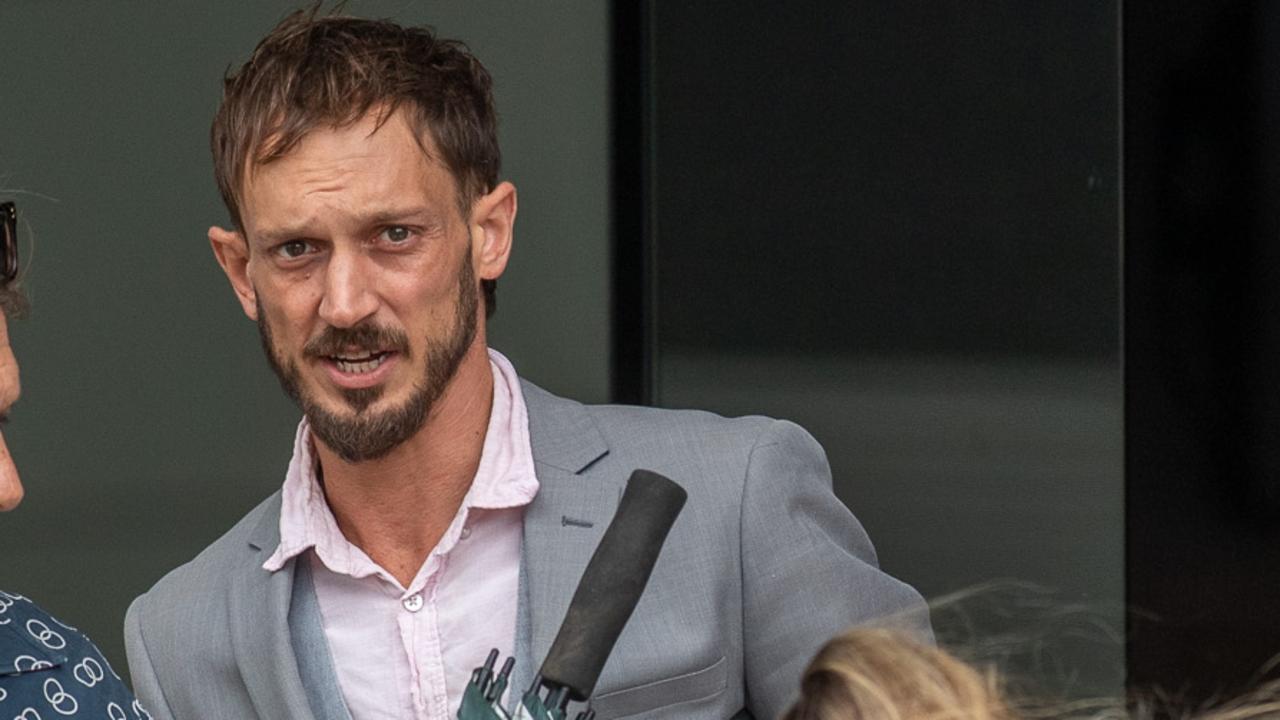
239;110;458;231
251;105;422;174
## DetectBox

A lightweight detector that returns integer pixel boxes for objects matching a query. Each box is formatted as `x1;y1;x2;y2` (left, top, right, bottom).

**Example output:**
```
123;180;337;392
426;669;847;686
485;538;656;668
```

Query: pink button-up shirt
263;349;539;720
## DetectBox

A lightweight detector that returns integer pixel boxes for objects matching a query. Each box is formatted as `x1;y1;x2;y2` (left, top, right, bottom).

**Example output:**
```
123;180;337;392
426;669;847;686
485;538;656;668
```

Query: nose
317;248;379;328
0;431;23;512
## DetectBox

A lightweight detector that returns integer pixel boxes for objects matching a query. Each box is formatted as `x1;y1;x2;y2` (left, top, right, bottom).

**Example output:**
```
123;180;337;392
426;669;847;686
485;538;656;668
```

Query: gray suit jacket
125;381;928;720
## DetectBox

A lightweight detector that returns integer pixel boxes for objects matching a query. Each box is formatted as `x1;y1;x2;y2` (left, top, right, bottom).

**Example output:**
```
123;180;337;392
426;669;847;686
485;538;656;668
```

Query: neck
313;340;494;587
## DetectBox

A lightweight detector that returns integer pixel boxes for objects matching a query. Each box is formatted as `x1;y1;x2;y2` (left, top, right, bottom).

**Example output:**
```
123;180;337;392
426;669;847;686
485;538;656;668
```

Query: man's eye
276;240;312;259
382;226;412;244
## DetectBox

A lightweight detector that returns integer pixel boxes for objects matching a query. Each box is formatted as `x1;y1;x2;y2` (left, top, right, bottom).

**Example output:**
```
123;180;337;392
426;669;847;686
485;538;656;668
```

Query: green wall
0;0;610;675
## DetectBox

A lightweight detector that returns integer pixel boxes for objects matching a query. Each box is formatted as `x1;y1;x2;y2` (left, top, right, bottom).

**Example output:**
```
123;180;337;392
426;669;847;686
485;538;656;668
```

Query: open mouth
330;351;393;375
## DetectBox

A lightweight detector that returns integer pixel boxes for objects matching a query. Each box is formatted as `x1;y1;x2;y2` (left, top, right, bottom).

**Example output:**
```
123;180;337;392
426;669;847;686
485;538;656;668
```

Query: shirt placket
400;554;453;720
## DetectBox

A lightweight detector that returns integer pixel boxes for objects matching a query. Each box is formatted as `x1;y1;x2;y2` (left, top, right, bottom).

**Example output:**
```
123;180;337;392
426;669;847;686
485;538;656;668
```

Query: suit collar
248;490;283;553
520;379;609;474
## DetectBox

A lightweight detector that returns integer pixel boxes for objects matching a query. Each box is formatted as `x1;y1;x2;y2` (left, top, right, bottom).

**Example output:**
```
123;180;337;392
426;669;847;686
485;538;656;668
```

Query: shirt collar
263;348;539;575
467;348;539;510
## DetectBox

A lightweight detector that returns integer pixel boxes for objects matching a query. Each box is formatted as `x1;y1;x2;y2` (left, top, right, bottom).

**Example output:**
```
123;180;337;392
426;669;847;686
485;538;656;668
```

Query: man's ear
209;226;259;320
470;181;517;282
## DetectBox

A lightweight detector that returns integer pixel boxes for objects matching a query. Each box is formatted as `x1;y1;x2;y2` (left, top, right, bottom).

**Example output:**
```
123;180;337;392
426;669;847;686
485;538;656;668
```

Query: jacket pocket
590;656;728;718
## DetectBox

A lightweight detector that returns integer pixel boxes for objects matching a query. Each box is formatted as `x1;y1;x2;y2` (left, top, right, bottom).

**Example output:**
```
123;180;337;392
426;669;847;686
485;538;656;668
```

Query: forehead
240;110;456;230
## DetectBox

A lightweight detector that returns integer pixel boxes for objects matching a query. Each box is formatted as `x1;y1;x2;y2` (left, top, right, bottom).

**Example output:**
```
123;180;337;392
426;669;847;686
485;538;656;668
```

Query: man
0;201;147;718
125;11;927;720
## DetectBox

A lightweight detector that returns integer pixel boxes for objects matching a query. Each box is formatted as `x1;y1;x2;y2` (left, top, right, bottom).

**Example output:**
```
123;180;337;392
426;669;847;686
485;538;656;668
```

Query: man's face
254;256;476;463
211;109;512;462
0;313;22;510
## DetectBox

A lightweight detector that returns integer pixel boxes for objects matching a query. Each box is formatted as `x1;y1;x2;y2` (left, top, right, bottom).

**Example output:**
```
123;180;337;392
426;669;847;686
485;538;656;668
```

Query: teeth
335;354;386;374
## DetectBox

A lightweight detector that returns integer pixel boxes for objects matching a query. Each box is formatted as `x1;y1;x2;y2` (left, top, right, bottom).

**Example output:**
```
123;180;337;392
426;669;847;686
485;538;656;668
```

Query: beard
257;258;479;463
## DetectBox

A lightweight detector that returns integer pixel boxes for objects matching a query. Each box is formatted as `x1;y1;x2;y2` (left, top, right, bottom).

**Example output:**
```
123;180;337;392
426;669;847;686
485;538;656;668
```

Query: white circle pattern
0;590;146;719
70;658;103;688
13;656;53;673
24;621;65;651
41;679;77;716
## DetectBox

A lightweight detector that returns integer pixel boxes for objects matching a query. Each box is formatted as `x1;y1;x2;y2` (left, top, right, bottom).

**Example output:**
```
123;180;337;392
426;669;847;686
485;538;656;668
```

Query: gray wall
0;0;609;673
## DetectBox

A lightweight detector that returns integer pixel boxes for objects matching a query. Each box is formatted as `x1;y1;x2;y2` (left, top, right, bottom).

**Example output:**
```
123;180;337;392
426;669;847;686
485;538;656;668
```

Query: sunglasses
0;203;17;283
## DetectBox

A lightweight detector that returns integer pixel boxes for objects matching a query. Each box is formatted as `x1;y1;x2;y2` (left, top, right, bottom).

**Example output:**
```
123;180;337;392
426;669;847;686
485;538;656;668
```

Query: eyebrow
254;206;437;245
367;207;437;225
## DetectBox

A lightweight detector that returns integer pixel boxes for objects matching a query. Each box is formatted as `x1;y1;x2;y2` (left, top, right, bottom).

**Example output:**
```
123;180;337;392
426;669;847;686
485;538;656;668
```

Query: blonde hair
783;626;1280;720
784;627;1016;720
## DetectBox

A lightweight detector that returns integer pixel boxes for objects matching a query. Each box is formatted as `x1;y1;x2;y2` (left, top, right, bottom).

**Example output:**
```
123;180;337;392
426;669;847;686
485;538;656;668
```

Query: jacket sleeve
739;419;931;720
124;594;177;720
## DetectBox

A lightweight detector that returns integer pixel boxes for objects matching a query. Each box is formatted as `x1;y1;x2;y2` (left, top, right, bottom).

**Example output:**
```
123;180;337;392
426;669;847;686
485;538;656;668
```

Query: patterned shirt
0;589;147;720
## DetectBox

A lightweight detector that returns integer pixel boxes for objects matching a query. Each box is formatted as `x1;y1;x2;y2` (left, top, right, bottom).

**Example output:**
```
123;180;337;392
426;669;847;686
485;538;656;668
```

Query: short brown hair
211;8;500;315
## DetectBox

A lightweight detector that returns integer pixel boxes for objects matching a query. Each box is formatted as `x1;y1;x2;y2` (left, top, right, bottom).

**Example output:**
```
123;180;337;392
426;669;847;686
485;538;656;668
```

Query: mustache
303;323;411;359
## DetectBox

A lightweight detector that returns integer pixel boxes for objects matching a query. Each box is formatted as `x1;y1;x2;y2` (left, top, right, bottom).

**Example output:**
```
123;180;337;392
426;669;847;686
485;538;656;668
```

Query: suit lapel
227;493;317;720
517;380;620;687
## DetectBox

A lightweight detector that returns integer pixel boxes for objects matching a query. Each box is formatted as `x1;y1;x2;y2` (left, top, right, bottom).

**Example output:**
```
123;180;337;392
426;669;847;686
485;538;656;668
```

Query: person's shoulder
589;401;780;449
525;378;792;441
1;588;90;648
0;588;70;662
522;378;813;467
0;589;139;709
131;491;281;612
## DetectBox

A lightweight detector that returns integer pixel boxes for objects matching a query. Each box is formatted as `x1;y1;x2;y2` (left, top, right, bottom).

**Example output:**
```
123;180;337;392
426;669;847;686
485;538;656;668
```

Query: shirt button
403;593;424;612
460;526;472;540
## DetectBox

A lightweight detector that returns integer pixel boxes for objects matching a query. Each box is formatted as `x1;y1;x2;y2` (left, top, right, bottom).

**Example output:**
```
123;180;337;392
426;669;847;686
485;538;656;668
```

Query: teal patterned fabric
0;590;146;719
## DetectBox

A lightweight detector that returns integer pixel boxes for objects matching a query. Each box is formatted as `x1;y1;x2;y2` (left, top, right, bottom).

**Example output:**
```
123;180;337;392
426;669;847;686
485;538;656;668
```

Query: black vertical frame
610;0;654;405
1125;0;1280;705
